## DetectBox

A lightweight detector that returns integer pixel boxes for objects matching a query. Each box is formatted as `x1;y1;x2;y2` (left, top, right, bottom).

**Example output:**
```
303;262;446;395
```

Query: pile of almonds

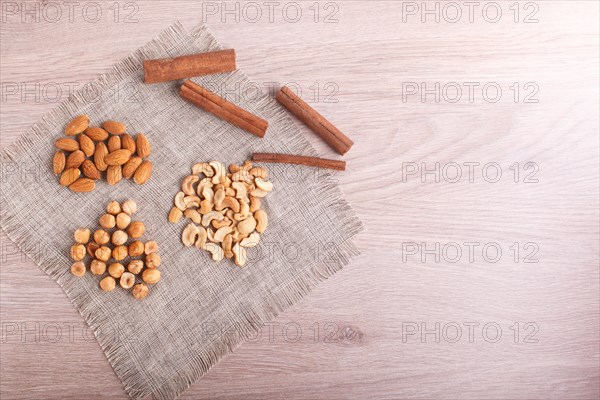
70;199;162;300
168;160;271;267
53;115;153;192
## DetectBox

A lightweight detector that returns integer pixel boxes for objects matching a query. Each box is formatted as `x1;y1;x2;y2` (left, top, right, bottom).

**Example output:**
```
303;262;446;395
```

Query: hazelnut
86;241;100;257
116;212;131;229
131;283;149;300
122;199;137;215
90;259;106;275
120;272;135;289
94;229;110;245
106;201;121;215
99;214;116;229
85;242;100;257
70;261;86;277
108;262;125;278
74;228;91;244
127;221;145;239
128;259;144;274
95;246;111;262
142;268;161;284
112;230;128;246
128;240;144;257
145;253;161;268
100;276;116;292
70;244;86;261
144;240;158;255
112;245;128;261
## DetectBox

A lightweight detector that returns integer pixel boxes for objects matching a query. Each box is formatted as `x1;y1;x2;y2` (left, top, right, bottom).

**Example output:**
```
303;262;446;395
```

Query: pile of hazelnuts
69;199;162;300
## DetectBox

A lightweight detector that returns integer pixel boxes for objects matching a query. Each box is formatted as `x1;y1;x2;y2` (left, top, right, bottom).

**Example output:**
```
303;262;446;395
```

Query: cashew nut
254;178;273;192
175;160;272;267
174;191;186;210
240;232;260;248
250;188;268;198
201;186;214;203
184;209;202;224
232;243;247;267
169;207;183;223
182;223;200;247
206;228;215;243
237;215;256;235
199;199;212;214
183;195;201;208
205;242;224;261
231;181;248;201
209;161;226;182
195;226;207;249
232;170;252;182
182;175;199;195
222;234;234;258
231;230;242;243
196;177;213;195
215;196;240;213
212;218;232;229
254;209;268;233
249;166;268;179
234;201;250;221
247;196;260;213
214;188;225;208
213;226;233;242
192;162;214;177
202;211;224;227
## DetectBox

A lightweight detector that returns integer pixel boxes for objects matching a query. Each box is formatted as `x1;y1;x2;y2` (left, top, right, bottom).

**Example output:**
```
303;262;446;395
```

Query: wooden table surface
1;1;599;399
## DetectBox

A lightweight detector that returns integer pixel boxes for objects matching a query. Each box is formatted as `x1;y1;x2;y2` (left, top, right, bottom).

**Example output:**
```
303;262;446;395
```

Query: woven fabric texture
0;23;362;399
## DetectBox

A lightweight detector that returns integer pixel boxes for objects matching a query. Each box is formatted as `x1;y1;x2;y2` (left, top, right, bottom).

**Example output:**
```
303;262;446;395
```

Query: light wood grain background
1;1;599;399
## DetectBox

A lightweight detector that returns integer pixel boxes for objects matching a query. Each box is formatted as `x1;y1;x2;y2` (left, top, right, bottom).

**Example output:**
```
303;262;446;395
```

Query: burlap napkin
0;23;362;399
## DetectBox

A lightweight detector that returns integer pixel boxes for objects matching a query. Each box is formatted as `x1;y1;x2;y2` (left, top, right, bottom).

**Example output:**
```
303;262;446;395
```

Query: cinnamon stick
252;153;346;171
144;49;236;83
180;81;268;138
276;86;353;155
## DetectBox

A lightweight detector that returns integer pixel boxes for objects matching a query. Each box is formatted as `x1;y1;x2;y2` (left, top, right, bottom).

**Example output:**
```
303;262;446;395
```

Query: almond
103;120;126;135
65;150;85;169
59;168;81;186
121;133;136;154
85;127;109;141
108;135;121;152
55;138;79;152
122;156;143;179
81;159;101;180
107;165;123;185
135;134;151;158
52;151;66;175
69;178;96;192
133;160;152;184
94;142;109;171
105;149;131;166
65;115;89;136
78;133;95;157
